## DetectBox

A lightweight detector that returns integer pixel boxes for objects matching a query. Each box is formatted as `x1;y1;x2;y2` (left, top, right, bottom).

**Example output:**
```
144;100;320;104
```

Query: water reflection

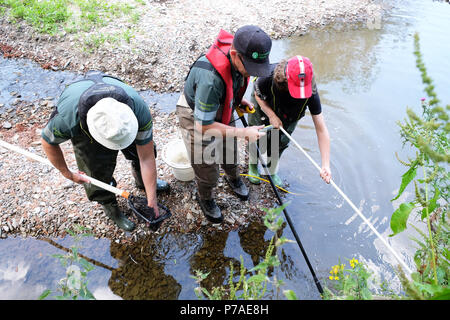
0;219;292;300
108;236;182;300
270;24;383;94
189;220;291;297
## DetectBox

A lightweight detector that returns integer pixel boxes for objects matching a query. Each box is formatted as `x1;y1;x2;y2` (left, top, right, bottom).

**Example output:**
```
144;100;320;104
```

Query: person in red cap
248;55;331;186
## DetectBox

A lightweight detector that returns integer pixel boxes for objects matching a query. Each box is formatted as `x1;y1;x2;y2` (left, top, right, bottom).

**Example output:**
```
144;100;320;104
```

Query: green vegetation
323;259;375;300
0;0;70;34
0;0;144;47
192;203;297;300
388;32;449;299
39;225;96;300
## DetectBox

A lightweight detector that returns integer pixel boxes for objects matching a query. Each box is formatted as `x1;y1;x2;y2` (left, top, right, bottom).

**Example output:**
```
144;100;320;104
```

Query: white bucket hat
86;97;138;150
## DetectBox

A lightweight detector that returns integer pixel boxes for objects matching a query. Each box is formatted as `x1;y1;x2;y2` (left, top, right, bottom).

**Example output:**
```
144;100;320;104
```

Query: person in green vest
41;71;169;232
248;56;331;186
176;25;272;223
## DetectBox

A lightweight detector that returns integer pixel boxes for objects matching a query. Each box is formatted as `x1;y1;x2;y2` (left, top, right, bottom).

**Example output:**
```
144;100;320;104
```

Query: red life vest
205;29;249;125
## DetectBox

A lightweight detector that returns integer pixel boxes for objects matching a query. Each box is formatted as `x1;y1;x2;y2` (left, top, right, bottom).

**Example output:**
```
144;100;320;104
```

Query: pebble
2;122;12;129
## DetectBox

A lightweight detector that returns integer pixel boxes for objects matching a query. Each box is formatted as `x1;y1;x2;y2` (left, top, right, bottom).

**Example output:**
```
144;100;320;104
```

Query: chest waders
70;71;142;205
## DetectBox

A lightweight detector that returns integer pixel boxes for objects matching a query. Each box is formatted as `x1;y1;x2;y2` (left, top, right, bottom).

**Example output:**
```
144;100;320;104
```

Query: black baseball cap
233;25;272;77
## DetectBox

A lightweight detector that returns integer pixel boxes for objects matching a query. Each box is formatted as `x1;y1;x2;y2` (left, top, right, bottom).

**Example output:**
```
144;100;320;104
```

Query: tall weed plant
389;33;449;299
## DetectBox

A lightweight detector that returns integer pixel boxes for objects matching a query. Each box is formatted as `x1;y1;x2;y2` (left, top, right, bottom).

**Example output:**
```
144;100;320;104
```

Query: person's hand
148;200;160;218
245;125;265;142
269;115;283;129
239;99;254;113
66;170;90;184
320;166;331;184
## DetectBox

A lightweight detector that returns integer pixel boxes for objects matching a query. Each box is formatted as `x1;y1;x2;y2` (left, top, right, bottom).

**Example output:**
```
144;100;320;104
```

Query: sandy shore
0;0;385;241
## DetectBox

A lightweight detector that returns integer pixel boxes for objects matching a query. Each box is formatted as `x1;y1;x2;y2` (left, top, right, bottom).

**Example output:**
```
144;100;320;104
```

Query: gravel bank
0;98;275;241
0;0;385;241
0;0;385;92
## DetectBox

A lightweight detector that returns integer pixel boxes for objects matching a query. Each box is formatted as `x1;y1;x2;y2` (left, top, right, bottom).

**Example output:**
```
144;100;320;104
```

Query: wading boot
131;162;170;193
197;195;223;224
270;173;283;187
268;157;284;187
248;163;261;184
102;202;135;231
225;176;249;200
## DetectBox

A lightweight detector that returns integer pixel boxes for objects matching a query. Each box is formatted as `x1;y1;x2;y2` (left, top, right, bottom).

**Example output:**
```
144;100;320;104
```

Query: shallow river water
0;0;449;300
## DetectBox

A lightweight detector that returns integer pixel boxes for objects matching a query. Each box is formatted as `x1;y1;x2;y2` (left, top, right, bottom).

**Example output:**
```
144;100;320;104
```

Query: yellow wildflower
349;258;359;268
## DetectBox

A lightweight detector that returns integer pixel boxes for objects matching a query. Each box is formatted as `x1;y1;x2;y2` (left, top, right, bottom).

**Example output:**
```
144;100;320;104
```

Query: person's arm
254;94;283;129
194;121;265;142
136;140;160;217
311;113;331;183
41;138;89;184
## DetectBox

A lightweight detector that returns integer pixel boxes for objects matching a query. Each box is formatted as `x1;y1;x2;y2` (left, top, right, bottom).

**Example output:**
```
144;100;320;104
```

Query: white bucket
162;139;195;181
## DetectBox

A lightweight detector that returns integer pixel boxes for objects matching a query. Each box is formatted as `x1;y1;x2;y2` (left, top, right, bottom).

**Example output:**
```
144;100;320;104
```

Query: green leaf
390;202;415;236
247;274;267;284
250;261;269;272
361;287;373;300
421;187;440;220
80;288;96;300
283;290;298;300
38;289;52;300
391;166;417;201
79;258;94;272
431;288;450;300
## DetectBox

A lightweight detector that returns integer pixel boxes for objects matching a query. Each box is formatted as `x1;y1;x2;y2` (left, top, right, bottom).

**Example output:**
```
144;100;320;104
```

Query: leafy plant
389;32;449;298
39;224;96;300
322;258;375;300
0;0;143;37
192;203;295;300
2;0;70;34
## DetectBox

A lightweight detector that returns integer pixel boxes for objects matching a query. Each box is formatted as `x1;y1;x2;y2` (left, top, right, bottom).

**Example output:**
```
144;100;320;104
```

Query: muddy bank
0;0;385;92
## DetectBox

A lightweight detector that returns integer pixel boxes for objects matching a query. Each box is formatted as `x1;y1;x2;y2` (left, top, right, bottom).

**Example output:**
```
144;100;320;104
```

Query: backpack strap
77;71;133;131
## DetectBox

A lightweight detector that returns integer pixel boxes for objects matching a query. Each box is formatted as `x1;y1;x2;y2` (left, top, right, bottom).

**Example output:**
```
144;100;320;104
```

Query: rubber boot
102;202;135;231
268;157;283;187
197;194;223;223
248;141;260;184
248;163;261;184
225;176;249;201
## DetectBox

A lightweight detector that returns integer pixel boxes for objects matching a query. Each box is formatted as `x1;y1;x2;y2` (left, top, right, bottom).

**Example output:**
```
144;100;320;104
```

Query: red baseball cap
286;55;314;99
